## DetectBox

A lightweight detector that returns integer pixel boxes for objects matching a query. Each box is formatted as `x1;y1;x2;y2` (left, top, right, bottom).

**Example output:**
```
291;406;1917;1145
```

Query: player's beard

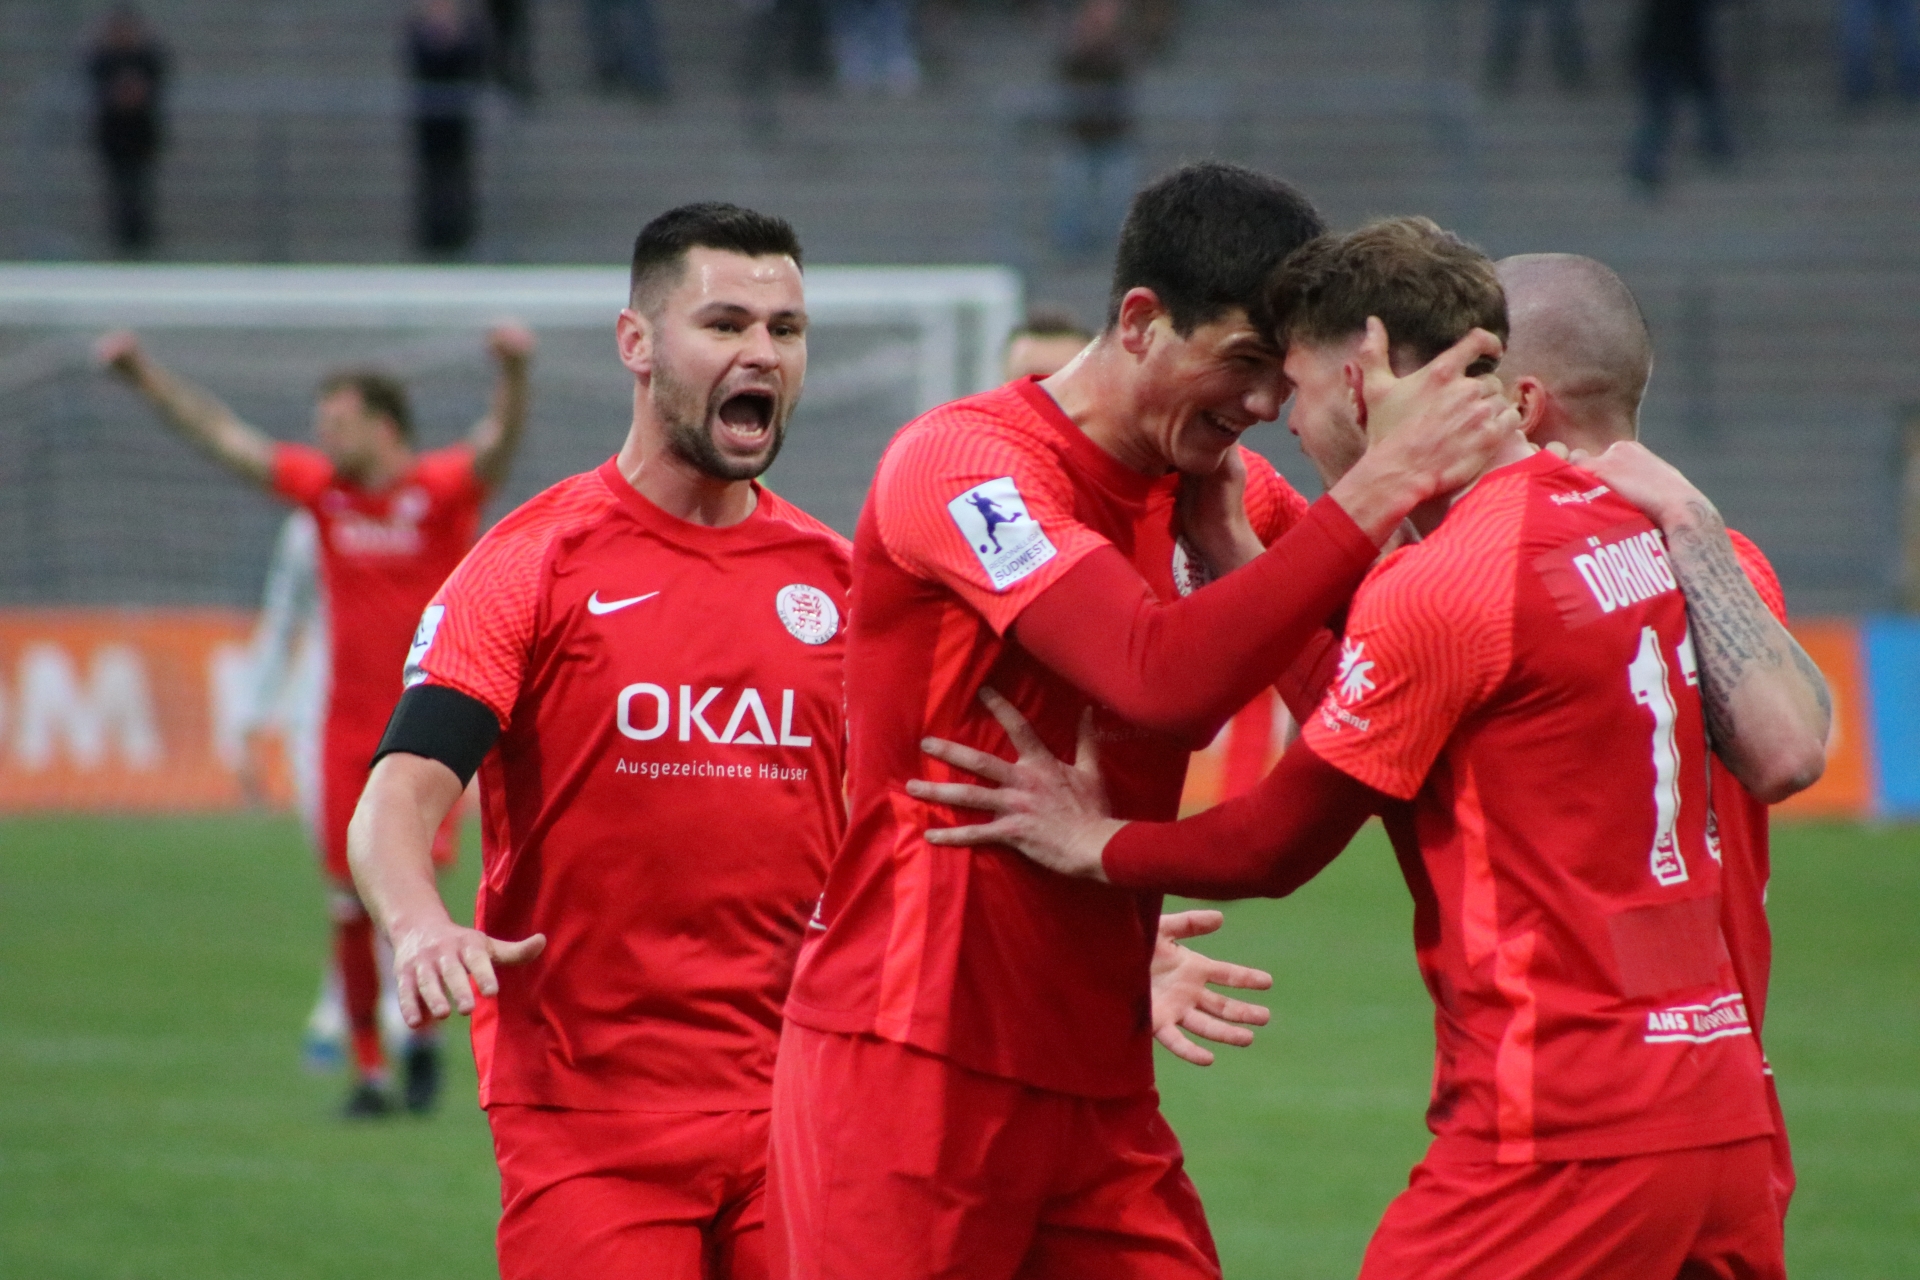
653;360;790;483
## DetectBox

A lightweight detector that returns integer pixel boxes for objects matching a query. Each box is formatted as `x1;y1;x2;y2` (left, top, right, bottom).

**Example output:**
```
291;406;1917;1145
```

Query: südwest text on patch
947;477;1057;591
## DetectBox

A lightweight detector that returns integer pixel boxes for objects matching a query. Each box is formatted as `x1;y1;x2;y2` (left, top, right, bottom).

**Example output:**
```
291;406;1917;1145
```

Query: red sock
334;913;385;1079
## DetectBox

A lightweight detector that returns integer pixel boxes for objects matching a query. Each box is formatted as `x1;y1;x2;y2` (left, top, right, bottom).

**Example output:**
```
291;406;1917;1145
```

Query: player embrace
912;217;1829;1277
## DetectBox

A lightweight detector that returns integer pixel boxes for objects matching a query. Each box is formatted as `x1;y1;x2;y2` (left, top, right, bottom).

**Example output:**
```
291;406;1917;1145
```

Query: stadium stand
0;0;1913;613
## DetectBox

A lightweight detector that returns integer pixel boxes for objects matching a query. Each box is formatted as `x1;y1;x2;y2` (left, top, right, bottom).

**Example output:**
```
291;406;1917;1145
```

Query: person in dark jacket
1053;0;1136;256
86;5;167;255
407;0;490;253
1628;0;1734;192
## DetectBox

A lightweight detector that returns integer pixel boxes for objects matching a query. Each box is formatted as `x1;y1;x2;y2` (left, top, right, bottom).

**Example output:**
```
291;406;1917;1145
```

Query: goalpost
0;263;1020;809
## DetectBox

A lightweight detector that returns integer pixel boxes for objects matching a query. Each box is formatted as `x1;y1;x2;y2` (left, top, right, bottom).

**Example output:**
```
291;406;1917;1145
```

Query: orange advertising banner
1774;619;1873;819
0;609;273;812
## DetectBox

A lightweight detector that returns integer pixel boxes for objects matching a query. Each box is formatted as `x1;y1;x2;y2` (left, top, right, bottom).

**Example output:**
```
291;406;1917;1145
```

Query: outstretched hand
390;918;546;1028
94;329;144;378
905;688;1124;880
487;320;537;367
1152;909;1273;1066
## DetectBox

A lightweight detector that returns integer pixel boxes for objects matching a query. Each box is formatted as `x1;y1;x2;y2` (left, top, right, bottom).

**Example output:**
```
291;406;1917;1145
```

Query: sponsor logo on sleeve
776;584;840;645
1533;520;1679;629
1317;637;1376;734
1644;992;1752;1044
402;604;445;687
947;477;1057;591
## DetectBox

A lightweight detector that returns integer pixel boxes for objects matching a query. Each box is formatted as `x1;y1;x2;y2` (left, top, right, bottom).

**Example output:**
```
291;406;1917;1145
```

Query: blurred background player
97;322;534;1116
1494;250;1831;1223
1001;305;1093;381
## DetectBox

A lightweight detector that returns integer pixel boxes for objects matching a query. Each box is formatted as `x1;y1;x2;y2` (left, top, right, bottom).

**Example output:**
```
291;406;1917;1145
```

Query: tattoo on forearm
1666;501;1781;749
1790;638;1834;726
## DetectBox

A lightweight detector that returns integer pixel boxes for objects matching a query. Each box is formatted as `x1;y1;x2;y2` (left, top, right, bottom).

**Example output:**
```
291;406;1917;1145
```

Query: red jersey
405;460;851;1112
1301;450;1773;1163
271;442;484;735
786;377;1309;1098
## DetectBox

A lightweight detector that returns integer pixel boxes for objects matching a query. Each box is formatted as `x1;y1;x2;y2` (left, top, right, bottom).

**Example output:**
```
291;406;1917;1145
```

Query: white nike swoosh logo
586;590;659;615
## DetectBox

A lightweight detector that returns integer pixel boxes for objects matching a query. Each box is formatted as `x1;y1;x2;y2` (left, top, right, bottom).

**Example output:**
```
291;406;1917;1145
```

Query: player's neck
614;431;758;528
1408;432;1538;537
1039;339;1168;476
343;442;414;491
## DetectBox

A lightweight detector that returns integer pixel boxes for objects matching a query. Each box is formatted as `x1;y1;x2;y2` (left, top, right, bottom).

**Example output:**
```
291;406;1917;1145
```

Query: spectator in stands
1003;307;1092;380
585;0;669;100
86;5;167;256
485;0;536;100
1841;0;1920;106
1484;0;1589;94
737;0;834;137
407;0;489;253
1628;0;1734;193
826;0;921;96
1053;0;1136;258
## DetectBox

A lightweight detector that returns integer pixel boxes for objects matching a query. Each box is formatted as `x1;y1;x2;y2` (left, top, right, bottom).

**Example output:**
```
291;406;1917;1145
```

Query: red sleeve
1013;494;1380;744
1726;528;1787;625
1240;446;1313;544
1274;626;1343;723
270;442;335;506
1103;739;1384;899
404;502;553;728
873;419;1115;636
1300;544;1511;800
416;443;486;506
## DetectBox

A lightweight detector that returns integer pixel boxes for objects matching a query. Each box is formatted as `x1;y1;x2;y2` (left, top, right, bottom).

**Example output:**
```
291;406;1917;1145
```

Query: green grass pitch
1;814;1913;1277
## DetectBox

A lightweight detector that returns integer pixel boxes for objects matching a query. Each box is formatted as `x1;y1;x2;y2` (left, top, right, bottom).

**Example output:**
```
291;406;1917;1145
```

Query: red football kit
1104;451;1782;1279
271;441;481;877
774;377;1382;1279
405;459;850;1280
1719;529;1797;1221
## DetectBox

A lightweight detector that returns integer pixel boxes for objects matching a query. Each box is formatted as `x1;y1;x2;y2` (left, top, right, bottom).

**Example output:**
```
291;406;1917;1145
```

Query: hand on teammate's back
1150;909;1274;1067
1566;439;1708;531
1352;316;1518;503
391;917;546;1027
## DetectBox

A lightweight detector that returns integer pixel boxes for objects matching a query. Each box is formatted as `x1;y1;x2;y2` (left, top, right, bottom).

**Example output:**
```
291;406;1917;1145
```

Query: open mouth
1200;411;1243;441
716;390;777;448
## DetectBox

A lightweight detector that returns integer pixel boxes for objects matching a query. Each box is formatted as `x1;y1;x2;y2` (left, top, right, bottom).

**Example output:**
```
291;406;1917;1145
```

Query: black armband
373;683;502;786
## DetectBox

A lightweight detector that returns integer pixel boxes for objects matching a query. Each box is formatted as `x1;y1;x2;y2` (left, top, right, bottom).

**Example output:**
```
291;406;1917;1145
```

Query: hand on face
1351;317;1520;502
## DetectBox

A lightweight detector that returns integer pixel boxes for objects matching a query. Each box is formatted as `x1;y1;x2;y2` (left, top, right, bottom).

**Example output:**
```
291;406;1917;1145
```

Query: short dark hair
629;202;804;314
1268;216;1507;371
1108;161;1326;335
319;369;412;441
1010;306;1092;342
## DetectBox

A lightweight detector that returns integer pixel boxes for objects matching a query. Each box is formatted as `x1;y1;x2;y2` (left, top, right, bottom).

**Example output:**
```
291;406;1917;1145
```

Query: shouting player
769;164;1520;1278
1494;250;1832;1223
98;324;533;1115
909;218;1829;1278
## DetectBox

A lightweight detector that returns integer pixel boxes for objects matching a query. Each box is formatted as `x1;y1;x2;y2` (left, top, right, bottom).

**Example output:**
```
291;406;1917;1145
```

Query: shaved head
1496;254;1652;448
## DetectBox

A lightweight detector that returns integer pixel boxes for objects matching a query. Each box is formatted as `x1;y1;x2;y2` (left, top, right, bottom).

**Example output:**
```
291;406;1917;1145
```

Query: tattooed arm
1575;442;1830;803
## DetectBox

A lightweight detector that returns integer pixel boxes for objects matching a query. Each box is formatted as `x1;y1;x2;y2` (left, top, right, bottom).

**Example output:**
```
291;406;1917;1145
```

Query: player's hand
1567;440;1713;532
907;689;1124;880
390;917;546;1027
1176;447;1263;579
487;320;537;368
1151;909;1273;1066
94;329;145;378
1349;317;1518;505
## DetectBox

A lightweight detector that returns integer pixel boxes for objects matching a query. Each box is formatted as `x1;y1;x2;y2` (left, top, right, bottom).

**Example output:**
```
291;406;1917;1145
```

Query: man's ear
616;308;654;377
1340;359;1369;431
1115;287;1167;357
1511;376;1550;438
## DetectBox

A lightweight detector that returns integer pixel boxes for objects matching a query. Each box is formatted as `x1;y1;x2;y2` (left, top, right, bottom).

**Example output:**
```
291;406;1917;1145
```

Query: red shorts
768;1023;1219;1280
489;1103;768;1280
1359;1137;1785;1280
318;720;458;881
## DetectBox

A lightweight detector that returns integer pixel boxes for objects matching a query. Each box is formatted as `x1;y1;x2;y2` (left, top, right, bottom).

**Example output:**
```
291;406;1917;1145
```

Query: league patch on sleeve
946;477;1058;591
403;604;446;687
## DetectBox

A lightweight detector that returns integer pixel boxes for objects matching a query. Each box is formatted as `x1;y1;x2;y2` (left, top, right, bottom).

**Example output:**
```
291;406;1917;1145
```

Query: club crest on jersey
776;584;840;645
1171;539;1213;597
403;605;445;687
947;477;1056;591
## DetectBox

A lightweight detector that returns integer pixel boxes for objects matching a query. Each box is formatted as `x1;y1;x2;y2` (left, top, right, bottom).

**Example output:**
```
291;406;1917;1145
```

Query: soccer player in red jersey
908;219;1828;1279
98;324;532;1116
344;204;846;1280
1494;251;1833;1223
769;164;1522;1279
